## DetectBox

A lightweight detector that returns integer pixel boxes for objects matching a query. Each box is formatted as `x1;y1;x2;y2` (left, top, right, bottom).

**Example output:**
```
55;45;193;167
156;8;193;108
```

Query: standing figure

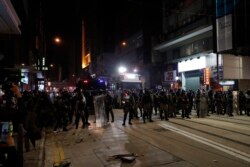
195;89;201;117
244;90;250;116
122;94;133;125
153;91;159;115
226;90;233;116
75;91;86;129
199;91;208;118
180;91;190;119
104;91;114;122
159;91;169;121
142;90;153;123
238;91;246;115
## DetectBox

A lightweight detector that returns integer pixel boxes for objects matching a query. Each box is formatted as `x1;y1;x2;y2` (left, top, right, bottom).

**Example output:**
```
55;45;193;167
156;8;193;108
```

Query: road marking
159;123;250;163
52;141;65;165
58;142;65;160
52;142;60;164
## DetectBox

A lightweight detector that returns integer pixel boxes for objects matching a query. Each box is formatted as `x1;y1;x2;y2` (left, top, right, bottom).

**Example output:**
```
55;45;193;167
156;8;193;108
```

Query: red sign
164;70;176;82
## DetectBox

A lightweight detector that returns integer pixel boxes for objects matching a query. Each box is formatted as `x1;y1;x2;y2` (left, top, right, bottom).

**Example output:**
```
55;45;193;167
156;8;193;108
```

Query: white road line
159;123;250;163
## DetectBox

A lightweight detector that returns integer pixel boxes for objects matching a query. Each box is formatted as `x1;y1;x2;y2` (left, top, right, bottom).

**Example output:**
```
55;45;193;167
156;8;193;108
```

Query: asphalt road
43;109;250;167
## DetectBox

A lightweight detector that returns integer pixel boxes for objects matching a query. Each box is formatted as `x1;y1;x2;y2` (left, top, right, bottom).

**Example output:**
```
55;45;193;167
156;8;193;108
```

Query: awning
0;0;21;34
154;25;213;52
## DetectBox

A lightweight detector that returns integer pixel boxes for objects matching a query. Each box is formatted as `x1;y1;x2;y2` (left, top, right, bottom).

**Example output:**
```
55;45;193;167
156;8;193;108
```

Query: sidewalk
23;129;45;167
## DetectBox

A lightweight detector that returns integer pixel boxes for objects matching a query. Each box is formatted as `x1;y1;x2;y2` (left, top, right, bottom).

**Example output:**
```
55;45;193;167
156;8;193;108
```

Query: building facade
153;0;250;91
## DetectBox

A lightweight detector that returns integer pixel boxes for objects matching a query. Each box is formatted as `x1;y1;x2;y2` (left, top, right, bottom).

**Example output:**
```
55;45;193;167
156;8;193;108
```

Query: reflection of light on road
159;123;250;163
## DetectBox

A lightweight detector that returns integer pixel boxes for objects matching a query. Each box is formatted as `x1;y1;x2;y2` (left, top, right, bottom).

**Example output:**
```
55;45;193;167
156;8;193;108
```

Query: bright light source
176;76;179;80
178;56;206;72
133;69;137;73
98;79;104;83
126;73;136;79
122;41;127;46
54;37;61;44
118;66;127;73
83;80;88;83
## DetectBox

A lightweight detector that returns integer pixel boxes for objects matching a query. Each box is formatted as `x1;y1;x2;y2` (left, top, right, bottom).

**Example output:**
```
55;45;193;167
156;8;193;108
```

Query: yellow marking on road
58;142;65;160
52;137;66;166
52;142;60;164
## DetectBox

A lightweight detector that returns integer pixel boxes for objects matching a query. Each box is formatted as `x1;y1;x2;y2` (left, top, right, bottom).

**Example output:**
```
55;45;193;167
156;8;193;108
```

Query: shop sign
164;70;176;82
219;80;235;85
204;68;210;85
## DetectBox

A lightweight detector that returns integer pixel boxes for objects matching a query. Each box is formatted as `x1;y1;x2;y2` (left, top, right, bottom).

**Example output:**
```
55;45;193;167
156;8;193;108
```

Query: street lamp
121;41;127;47
54;37;61;44
118;66;127;73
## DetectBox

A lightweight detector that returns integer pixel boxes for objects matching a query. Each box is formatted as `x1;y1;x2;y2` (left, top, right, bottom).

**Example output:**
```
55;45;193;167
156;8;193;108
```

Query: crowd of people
115;88;250;125
1;82;250;148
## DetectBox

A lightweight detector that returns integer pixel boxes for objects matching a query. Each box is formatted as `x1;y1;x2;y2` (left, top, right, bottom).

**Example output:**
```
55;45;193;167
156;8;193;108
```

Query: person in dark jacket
105;91;114;122
122;92;133;125
142;90;153;123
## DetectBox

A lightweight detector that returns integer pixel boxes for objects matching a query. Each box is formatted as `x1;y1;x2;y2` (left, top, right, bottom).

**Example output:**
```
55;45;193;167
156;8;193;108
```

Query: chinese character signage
164;70;177;82
204;68;210;85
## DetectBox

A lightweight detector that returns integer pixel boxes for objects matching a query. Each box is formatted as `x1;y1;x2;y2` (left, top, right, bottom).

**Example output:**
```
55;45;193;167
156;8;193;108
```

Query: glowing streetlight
118;66;127;73
133;68;138;73
54;37;61;44
121;41;127;46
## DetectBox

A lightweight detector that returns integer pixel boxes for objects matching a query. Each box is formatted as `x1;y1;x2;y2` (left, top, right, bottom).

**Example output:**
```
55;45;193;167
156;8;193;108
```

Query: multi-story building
215;0;250;91
153;0;214;91
153;0;250;91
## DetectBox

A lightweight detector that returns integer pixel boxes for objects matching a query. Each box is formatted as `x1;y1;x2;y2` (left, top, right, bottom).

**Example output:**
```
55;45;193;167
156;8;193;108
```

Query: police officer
245;90;250;116
104;91;114;123
142;90;153;123
122;92;133;125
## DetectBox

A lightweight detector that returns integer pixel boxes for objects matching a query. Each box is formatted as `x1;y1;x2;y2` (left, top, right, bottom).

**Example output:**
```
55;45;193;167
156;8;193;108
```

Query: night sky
43;0;158;47
33;0;161;80
42;0;147;71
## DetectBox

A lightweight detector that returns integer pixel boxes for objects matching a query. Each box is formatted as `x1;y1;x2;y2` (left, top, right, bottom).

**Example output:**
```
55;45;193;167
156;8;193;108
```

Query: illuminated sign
204;68;210;85
164;70;177;82
21;69;29;84
121;73;141;83
178;56;206;72
219;80;235;85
